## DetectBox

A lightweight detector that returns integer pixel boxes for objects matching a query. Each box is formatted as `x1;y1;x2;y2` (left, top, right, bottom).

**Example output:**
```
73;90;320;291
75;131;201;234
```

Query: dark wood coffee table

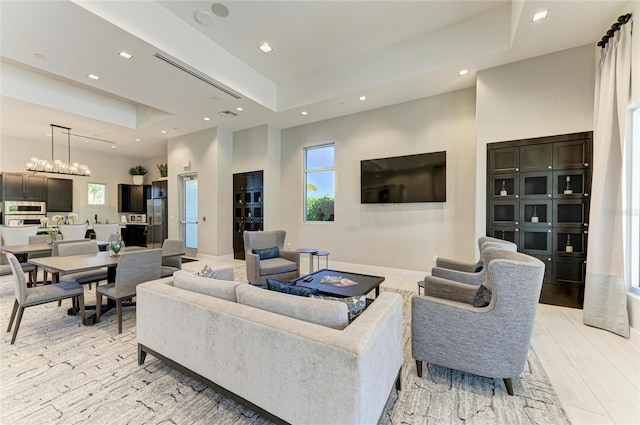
292;269;384;298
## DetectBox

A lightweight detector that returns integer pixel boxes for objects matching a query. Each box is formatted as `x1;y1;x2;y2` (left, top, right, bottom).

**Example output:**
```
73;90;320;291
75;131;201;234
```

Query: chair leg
116;299;123;334
138;344;147;365
7;300;18;332
395;366;402;391
416;360;423;378
43;270;48;284
95;293;103;323
10;306;25;345
503;378;514;396
78;294;85;325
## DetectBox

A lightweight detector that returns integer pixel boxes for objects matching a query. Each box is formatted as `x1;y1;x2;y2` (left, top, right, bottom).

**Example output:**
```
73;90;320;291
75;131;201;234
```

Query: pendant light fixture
26;124;91;176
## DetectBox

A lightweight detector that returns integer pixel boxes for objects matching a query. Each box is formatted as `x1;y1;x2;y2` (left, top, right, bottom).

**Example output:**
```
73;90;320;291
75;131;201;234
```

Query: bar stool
312;250;330;271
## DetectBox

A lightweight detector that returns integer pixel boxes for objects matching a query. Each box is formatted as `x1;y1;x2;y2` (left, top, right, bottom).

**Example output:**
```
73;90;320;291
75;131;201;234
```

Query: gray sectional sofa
137;270;404;424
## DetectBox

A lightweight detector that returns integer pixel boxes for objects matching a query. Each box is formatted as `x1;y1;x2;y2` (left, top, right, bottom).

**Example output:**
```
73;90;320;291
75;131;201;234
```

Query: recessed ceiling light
45;133;52;137
458;69;469;76
203;117;211;121
195;10;214;26
301;111;308;116
236;107;243;111
118;51;133;60
259;43;273;53
84;140;89;144
34;53;44;59
111;145;116;149
161;130;167;134
88;74;100;80
532;10;549;22
358;95;367;101
134;138;141;141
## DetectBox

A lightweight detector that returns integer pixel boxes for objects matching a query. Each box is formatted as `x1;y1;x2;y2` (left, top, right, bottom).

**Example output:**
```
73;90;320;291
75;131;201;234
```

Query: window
88;183;106;205
627;104;640;289
304;144;335;222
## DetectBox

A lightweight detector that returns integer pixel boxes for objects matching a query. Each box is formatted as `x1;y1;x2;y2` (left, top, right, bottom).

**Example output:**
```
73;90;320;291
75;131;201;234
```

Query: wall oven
3;201;46;226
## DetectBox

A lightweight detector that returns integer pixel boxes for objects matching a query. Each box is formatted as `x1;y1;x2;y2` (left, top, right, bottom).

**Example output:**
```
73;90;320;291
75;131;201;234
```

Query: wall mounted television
360;151;446;203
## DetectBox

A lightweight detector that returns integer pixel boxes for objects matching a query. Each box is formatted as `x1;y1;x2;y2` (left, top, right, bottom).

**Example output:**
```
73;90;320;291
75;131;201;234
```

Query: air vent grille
153;53;241;100
218;110;238;118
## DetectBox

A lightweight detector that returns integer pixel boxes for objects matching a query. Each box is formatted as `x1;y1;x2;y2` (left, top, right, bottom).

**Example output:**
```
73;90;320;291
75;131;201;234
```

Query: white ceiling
0;0;630;159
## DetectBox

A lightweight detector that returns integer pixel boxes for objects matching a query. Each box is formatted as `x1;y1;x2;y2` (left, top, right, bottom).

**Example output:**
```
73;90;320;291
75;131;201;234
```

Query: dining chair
5;252;85;345
1;226;40;286
96;249;162;334
58;224;88;241
160;239;184;277
26;235;55;285
57;241;108;289
93;224;120;242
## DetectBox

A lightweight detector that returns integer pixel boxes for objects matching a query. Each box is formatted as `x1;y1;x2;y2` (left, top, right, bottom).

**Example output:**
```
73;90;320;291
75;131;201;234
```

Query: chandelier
26;124;91;176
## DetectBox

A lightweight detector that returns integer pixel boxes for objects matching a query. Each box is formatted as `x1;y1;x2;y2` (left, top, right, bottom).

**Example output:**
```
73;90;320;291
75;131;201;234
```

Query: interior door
180;173;198;258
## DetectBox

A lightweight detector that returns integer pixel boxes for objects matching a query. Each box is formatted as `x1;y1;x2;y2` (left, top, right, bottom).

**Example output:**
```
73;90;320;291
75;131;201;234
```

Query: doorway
179;173;198;258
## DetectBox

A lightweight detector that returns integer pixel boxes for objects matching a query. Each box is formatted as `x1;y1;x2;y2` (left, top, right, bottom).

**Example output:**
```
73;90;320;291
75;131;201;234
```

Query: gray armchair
428;237;517;287
435;236;517;272
243;230;300;284
160;239;185;277
412;248;545;395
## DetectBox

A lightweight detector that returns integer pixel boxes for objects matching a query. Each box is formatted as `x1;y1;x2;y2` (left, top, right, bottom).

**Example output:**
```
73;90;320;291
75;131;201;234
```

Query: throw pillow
310;294;368;322
252;246;279;260
197;264;217;279
473;284;492;307
266;278;318;297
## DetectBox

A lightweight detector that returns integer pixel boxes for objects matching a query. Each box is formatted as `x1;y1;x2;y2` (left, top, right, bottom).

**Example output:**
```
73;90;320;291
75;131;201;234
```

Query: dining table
27;247;185;325
1;240;110;256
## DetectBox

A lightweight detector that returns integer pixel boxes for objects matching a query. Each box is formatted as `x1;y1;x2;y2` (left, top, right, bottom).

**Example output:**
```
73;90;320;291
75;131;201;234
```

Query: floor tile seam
573;365;640;408
545;329;610;364
562;404;615;424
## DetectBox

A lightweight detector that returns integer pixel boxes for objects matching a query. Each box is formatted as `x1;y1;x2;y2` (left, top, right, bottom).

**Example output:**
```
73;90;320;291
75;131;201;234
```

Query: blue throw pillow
266;278;319;297
252;246;279;260
311;294;368;322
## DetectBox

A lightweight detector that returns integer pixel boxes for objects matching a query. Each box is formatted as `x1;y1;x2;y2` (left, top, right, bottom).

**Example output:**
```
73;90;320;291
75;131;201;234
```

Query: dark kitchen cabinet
46;177;73;212
487;132;592;309
121;224;147;247
118;184;150;213
152;180;167;198
1;173;47;201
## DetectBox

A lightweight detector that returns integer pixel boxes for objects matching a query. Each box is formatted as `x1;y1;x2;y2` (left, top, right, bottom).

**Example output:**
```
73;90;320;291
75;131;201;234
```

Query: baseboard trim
630;326;640;351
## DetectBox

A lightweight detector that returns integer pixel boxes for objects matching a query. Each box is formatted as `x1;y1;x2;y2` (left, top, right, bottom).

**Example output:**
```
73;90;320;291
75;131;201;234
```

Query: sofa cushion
252;246;279;260
173;270;241;302
310;294;367;322
236;284;349;329
266;278;318;297
260;257;297;275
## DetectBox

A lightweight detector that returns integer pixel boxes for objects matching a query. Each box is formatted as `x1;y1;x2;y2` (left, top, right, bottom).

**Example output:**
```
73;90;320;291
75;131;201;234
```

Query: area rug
0;266;569;424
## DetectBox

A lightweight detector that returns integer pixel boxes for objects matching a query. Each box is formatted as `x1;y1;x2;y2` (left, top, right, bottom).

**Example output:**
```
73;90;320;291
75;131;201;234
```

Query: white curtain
583;20;632;338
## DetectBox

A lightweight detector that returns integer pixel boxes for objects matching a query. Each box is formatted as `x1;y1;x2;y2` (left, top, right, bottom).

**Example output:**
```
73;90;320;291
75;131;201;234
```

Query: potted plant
157;163;168;178
129;165;148;185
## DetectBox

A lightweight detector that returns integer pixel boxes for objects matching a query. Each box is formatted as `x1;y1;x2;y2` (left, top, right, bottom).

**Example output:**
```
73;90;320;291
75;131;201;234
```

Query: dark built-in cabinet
233;170;264;260
151;180;167;199
121;224;147;247
46;177;73;212
118;184;151;213
1;173;47;201
487;132;592;309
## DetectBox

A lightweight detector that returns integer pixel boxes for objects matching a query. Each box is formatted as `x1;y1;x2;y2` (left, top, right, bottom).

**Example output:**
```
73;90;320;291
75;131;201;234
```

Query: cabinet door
554;140;590;170
490;201;519;226
520;200;552;227
489;174;519;199
553;170;590;199
554;228;588;256
130;185;144;212
520;144;553;172
531;255;553;284
520;172;552;200
118;184;130;212
46;178;73;212
25;175;47;200
489;147;519;173
521;228;552;255
553;199;589;228
152;180;167;198
3;173;26;199
553;257;586;286
488;227;520;249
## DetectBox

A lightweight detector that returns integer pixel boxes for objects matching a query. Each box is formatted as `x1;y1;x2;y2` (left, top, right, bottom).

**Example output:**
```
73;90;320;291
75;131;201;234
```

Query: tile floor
186;257;640;424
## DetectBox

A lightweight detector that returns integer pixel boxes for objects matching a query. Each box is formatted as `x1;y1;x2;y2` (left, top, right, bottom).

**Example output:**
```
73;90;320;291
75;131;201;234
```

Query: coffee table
292;269;384;298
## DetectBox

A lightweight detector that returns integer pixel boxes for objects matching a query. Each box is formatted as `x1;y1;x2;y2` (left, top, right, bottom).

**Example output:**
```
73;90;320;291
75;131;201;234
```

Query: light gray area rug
0;266;570;424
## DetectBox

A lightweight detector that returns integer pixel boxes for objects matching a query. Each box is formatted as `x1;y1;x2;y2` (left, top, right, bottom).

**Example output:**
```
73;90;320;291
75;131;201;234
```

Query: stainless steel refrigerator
147;198;167;248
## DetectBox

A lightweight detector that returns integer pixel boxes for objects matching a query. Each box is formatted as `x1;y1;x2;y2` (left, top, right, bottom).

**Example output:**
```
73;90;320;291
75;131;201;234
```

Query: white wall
167;127;232;258
278;88;477;272
474;44;596;241
0;135;150;224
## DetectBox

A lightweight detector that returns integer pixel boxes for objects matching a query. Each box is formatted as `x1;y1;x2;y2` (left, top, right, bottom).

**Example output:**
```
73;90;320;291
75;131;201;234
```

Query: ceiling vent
153;53;241;100
218;110;238;118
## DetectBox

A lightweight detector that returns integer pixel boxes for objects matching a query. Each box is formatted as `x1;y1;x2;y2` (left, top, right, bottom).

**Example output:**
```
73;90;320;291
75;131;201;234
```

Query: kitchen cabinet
487;131;592;309
118;184;150;213
151;180;167;198
46;177;73;212
1;173;47;201
121;224;147;247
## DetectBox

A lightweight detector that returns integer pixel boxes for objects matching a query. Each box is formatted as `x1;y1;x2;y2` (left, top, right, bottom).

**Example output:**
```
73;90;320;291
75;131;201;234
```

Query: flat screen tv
360;151;446;203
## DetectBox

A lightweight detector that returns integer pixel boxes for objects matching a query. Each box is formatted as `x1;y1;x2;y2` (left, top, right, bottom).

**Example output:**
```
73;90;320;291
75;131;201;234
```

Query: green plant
128;165;148;176
157;163;168;178
306;195;335;221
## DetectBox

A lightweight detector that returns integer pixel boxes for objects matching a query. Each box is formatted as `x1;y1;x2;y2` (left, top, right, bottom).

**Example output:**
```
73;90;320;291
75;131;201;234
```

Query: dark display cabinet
46;177;73;212
487;132;592;308
233;170;264;260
